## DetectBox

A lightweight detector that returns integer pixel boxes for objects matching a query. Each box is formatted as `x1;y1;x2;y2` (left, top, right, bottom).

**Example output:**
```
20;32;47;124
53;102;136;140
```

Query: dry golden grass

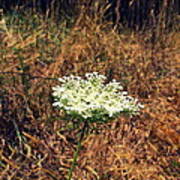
0;7;179;180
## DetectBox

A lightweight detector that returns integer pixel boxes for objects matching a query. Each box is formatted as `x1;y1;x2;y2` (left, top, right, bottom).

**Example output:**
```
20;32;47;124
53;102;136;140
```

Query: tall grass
0;3;179;180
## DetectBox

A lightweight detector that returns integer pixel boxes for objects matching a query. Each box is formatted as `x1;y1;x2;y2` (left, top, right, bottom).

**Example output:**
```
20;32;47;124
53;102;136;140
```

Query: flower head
52;72;143;122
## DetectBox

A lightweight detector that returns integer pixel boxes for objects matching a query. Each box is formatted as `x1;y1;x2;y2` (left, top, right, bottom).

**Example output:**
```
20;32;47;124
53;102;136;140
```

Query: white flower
52;72;143;122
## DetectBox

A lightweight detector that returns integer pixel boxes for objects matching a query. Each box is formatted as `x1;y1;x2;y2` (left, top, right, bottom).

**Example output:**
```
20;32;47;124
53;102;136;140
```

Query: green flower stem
67;121;88;180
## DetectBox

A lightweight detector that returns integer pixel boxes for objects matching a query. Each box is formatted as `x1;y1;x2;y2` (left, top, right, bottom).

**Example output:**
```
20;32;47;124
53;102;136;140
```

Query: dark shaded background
0;0;179;30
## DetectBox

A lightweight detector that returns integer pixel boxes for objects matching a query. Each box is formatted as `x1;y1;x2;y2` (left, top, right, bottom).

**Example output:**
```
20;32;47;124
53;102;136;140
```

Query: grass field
0;8;179;180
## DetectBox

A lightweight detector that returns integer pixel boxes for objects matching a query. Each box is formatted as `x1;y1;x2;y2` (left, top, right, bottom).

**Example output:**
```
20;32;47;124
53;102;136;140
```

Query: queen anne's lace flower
52;72;143;122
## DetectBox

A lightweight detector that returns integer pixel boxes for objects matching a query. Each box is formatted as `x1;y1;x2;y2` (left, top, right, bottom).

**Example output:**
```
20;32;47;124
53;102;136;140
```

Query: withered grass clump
0;6;179;180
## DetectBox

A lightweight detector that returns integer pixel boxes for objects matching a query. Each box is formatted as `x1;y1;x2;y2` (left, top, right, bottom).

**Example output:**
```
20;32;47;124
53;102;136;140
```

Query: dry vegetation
0;5;179;180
